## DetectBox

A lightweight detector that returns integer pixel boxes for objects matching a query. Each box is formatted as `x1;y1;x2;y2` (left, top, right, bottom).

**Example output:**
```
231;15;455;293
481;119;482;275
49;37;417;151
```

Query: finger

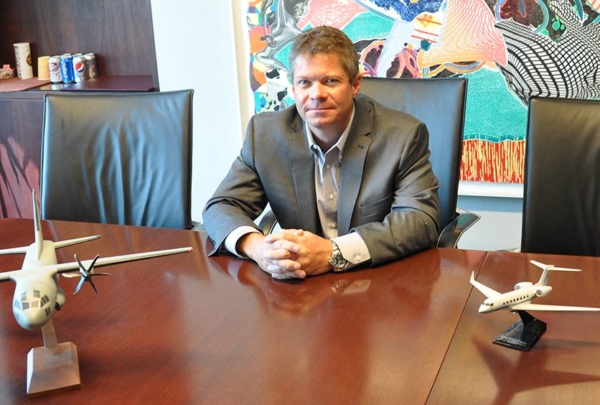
271;270;306;280
264;232;287;243
265;229;303;243
267;259;301;273
264;239;300;254
263;245;297;260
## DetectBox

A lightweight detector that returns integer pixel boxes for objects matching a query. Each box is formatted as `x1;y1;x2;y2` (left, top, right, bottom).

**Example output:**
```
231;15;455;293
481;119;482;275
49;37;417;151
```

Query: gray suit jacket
203;94;440;265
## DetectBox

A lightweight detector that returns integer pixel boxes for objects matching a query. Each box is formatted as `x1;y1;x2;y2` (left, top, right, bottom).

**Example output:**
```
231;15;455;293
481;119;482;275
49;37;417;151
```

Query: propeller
73;254;110;294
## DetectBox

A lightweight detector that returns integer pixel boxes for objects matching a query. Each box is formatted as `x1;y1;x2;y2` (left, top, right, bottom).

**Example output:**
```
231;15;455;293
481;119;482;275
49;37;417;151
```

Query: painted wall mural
245;0;600;184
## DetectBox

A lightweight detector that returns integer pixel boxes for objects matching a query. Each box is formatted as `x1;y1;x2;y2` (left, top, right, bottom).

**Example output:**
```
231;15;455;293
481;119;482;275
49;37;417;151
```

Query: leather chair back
359;77;467;230
40;90;194;229
522;97;600;256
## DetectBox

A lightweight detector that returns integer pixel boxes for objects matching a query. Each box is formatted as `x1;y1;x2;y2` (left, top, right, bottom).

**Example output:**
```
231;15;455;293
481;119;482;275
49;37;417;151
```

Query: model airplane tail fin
32;190;44;261
530;260;581;286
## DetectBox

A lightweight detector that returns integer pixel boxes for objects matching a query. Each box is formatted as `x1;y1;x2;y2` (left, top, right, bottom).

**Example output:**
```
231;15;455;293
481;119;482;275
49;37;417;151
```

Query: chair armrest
437;209;481;248
191;220;205;231
258;210;278;235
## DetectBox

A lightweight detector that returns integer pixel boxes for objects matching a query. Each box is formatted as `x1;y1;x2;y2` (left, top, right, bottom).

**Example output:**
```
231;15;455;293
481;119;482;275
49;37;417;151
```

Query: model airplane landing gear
26;320;80;398
493;310;547;351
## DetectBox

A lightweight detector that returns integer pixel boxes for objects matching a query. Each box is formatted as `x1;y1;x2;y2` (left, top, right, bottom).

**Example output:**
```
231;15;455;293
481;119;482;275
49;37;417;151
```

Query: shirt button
329;193;335;200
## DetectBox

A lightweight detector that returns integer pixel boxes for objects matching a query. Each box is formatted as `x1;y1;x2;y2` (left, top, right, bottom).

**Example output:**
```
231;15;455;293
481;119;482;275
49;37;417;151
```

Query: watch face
330;254;348;271
329;242;348;272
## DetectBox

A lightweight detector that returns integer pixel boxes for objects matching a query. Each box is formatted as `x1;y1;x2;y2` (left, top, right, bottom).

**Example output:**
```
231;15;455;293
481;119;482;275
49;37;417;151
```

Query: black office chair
260;77;479;248
40;90;196;229
521;97;600;256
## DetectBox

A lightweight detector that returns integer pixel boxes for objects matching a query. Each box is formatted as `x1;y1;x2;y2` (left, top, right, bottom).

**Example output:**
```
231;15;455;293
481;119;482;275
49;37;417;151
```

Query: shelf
35;75;155;92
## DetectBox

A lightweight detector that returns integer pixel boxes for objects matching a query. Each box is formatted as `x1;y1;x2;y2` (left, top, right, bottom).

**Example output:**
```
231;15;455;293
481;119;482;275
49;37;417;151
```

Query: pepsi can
48;55;62;83
84;53;98;78
73;54;89;82
60;53;75;83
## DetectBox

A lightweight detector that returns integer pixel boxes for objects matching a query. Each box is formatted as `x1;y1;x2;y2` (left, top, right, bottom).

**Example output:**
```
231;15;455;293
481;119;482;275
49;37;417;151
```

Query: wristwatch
329;241;349;272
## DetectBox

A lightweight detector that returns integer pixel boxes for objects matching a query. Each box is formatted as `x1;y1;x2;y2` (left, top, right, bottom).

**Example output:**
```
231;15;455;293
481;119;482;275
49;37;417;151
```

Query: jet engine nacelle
535;286;552;297
514;282;533;290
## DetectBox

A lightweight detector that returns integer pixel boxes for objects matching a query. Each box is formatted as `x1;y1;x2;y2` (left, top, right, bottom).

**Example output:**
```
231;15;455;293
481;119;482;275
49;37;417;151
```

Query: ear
352;75;362;97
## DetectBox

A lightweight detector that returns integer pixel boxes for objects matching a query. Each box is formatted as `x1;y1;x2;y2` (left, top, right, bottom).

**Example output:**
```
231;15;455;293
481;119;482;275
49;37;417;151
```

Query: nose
309;82;327;100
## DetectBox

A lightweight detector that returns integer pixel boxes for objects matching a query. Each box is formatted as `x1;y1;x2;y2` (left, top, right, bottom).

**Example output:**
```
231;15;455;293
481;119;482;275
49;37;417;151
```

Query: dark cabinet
0;0;158;218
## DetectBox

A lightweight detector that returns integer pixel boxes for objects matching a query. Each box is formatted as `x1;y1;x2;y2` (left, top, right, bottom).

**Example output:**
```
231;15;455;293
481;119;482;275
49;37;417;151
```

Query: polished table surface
428;251;600;404
0;219;485;404
1;219;600;404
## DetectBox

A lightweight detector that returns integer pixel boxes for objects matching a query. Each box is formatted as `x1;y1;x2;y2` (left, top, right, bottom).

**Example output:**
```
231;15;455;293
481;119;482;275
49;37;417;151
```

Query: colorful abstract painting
245;0;600;183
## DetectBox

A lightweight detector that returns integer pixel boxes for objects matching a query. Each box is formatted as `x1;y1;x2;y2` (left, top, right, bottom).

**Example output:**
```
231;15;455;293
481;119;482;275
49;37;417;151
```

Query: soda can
59;53;75;83
73;55;89;82
48;55;62;83
84;53;98;78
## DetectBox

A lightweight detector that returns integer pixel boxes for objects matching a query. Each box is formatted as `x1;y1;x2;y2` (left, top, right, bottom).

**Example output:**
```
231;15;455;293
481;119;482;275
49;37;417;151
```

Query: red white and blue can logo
48;55;62;83
73;55;89;82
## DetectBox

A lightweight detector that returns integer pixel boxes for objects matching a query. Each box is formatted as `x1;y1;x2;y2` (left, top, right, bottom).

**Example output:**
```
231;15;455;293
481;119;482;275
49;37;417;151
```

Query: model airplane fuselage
0;191;192;330
470;260;600;314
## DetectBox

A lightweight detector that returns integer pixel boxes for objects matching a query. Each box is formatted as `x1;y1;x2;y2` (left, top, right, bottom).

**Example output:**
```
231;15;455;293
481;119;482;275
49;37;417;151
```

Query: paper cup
37;56;50;80
13;42;34;79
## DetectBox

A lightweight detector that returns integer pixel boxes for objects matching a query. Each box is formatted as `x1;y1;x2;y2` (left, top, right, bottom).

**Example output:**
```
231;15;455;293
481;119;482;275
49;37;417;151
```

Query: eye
296;79;309;86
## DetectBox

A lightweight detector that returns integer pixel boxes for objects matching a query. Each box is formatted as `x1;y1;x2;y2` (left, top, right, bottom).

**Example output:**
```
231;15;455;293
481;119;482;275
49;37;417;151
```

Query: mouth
306;106;332;113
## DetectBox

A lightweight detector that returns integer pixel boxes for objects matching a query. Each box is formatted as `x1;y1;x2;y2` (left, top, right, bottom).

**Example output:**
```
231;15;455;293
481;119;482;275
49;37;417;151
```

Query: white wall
456;195;522;251
150;0;523;250
150;0;245;223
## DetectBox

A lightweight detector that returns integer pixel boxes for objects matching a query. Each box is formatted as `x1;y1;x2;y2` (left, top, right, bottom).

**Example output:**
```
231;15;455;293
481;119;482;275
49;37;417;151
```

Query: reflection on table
429;251;600;404
0;218;484;404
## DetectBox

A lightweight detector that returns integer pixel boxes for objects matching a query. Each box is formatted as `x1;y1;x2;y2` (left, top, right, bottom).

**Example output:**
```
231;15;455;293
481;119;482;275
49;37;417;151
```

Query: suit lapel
288;118;320;234
338;100;373;234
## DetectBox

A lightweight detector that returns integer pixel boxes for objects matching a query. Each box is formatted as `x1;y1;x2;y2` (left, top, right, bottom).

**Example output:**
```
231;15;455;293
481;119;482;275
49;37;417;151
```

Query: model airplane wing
0;270;24;283
54;235;101;249
511;303;600;312
470;272;501;298
0;246;30;255
0;235;99;256
0;247;192;282
55;247;193;275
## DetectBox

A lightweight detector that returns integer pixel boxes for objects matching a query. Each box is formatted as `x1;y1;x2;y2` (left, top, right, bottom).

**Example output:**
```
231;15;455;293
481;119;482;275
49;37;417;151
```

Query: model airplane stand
492;310;547;352
26;319;81;398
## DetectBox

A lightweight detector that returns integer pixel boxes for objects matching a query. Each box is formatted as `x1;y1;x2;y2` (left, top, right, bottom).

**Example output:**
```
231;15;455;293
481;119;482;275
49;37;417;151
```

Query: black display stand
493;311;547;351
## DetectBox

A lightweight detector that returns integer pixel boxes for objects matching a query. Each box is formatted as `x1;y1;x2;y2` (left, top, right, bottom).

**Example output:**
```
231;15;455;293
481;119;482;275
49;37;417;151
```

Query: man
203;26;440;279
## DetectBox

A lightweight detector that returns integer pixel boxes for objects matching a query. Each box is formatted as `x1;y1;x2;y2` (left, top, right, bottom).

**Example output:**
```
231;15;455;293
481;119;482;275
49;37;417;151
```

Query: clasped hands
238;229;333;279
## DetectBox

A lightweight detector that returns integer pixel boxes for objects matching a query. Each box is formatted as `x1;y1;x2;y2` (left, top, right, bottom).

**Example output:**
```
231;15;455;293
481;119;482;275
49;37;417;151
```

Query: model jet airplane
470;260;600;313
0;191;192;330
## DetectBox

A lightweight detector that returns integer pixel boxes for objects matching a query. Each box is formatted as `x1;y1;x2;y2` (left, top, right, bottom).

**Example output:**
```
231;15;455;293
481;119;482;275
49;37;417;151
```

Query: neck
311;129;341;152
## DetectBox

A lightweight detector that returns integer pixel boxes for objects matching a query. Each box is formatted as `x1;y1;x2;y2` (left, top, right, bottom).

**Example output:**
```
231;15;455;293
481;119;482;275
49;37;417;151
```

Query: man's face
291;53;361;140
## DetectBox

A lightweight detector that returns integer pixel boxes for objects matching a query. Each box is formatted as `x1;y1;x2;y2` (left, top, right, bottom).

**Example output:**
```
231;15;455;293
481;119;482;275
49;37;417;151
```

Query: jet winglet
470;272;501;299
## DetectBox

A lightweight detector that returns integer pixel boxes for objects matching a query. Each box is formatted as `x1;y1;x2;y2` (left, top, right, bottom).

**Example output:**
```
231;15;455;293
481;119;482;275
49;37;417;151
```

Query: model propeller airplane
470;260;600;313
0;191;192;331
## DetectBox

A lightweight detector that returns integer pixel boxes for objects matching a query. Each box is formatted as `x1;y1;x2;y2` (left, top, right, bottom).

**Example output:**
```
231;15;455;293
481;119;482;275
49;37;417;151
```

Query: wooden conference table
0;219;599;404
